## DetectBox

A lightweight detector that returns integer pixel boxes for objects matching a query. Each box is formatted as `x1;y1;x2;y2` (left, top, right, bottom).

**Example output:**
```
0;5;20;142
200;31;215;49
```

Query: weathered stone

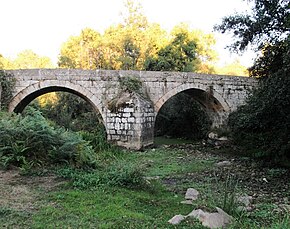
237;195;253;207
185;188;199;200
216;161;232;167
168;214;185;225
208;132;218;139
187;207;233;229
180;200;193;205
187;209;206;220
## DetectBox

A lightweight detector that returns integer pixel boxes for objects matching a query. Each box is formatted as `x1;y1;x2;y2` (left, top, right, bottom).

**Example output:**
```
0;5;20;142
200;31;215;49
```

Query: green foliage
228;38;290;162
216;0;290;164
144;32;197;72
228;71;290;162
215;0;289;51
57;160;146;190
214;173;240;216
119;36;141;70
0;109;97;170
119;76;142;93
29;92;103;133
0;70;15;111
79;128;112;152
155;92;211;140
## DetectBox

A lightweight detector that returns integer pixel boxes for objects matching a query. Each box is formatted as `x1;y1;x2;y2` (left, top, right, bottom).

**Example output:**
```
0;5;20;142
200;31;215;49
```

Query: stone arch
9;80;105;123
155;84;230;112
154;84;231;127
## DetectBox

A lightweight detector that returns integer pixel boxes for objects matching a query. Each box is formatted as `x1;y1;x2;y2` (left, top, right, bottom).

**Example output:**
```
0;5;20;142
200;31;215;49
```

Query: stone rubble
169;188;233;228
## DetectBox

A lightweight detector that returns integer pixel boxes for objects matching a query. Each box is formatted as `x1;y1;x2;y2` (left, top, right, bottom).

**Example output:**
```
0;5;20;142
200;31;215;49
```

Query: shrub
0;108;97;170
228;72;290;164
57;160;146;190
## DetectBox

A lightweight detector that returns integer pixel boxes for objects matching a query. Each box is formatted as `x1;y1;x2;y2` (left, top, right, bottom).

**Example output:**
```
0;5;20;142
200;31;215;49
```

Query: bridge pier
105;93;155;150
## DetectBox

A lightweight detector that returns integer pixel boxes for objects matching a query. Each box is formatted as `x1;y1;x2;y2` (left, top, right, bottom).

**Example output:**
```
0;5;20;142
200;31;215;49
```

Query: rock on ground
187;207;233;229
168;214;185;225
185;188;199;200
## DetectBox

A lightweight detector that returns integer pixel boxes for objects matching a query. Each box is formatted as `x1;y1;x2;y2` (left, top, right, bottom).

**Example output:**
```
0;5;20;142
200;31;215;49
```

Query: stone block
124;107;134;113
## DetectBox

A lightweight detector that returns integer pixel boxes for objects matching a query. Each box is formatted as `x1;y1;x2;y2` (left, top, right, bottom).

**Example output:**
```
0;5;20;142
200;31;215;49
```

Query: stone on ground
187;207;233;229
185;188;199;200
168;214;185;225
180;200;193;205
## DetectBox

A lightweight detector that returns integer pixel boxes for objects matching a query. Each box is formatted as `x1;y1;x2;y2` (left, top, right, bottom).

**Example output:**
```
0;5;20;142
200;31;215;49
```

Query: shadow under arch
9;81;105;124
155;85;231;128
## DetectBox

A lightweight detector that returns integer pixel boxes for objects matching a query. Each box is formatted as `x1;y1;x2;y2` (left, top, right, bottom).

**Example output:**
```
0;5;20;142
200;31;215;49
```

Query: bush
228;72;290;164
57;160;146;190
0;108;98;170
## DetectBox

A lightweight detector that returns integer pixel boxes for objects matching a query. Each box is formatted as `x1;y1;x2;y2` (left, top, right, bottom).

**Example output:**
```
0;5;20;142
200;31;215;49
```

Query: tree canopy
58;1;218;73
215;0;289;52
0;50;54;69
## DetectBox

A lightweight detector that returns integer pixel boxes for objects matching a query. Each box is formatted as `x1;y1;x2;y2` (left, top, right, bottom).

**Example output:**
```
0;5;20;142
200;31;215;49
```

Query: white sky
0;0;256;67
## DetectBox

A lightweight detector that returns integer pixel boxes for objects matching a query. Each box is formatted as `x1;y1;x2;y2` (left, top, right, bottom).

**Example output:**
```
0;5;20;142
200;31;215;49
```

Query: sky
0;0;256;67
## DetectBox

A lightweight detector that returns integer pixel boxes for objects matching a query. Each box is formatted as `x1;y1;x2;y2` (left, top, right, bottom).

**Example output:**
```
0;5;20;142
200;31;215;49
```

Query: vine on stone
0;70;15;111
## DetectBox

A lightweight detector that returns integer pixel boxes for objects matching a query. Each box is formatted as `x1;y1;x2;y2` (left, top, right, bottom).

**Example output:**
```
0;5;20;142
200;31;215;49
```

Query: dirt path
0;169;64;212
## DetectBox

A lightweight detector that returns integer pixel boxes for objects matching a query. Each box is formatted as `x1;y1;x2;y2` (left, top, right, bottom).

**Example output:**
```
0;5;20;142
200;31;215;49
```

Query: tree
215;0;290;163
29;92;103;133
215;0;289;52
11;50;53;69
216;59;249;76
144;31;197;72
171;24;218;74
58;28;103;69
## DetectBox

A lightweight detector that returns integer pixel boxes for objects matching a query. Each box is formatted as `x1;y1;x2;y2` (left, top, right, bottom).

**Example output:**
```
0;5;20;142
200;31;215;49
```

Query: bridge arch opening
10;84;106;133
154;88;229;143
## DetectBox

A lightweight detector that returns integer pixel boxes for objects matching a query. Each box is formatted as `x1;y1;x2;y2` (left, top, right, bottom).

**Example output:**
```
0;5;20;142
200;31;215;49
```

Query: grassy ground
0;140;289;228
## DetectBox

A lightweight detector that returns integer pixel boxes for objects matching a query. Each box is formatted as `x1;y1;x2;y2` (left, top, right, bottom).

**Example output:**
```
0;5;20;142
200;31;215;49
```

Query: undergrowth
0;108;100;171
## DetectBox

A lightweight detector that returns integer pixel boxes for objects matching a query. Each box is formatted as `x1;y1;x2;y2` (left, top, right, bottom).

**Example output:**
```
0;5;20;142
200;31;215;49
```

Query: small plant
119;76;142;94
212;172;240;216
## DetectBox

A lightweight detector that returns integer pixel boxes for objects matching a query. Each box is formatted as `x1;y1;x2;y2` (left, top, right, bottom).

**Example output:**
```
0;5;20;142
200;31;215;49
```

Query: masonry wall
106;93;155;149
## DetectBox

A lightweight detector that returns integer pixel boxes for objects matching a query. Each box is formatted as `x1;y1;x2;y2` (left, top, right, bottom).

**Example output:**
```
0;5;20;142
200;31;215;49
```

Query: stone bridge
4;69;257;149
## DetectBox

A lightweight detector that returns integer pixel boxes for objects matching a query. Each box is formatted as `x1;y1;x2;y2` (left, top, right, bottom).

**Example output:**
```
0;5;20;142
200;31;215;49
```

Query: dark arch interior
154;88;225;142
181;88;225;112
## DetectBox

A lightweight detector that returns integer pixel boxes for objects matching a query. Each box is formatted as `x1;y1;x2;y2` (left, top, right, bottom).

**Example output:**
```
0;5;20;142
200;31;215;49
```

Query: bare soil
0;169;64;212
